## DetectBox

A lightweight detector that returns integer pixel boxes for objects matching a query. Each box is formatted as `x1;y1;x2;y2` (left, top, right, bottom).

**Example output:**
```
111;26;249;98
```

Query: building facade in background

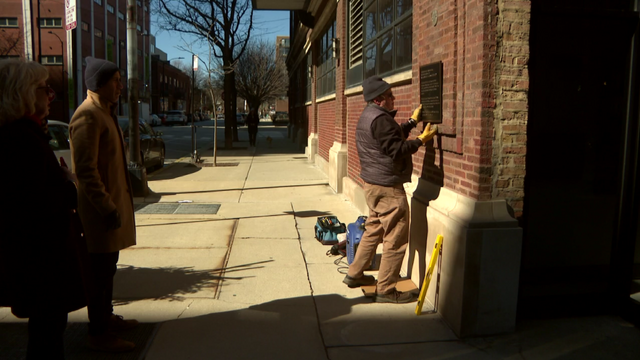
150;55;191;115
274;35;289;113
1;0;151;121
254;0;640;336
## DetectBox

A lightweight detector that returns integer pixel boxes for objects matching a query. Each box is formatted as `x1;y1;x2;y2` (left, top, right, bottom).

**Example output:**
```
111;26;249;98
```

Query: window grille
349;0;363;68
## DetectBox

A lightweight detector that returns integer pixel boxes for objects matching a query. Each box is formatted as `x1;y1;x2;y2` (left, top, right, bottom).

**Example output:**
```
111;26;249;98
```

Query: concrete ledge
306;133;318;162
314;151;329;178
342;176;368;215
407;179;522;338
328;141;348;193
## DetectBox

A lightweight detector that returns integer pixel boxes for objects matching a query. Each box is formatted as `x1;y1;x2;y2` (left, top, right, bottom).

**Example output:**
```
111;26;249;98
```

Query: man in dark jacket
343;76;436;303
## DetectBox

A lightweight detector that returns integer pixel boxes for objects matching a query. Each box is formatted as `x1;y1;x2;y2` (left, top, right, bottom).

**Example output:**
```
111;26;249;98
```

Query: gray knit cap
84;57;119;91
362;76;390;102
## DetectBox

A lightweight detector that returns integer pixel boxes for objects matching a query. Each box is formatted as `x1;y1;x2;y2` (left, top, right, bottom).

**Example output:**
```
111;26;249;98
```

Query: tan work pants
347;182;410;294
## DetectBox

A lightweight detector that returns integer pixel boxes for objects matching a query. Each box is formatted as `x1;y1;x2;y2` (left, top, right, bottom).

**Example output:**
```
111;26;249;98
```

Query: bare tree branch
0;30;23;56
234;40;288;111
155;0;254;147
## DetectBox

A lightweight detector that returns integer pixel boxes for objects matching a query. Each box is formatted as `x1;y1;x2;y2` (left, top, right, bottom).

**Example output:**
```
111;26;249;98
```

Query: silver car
165;110;187;125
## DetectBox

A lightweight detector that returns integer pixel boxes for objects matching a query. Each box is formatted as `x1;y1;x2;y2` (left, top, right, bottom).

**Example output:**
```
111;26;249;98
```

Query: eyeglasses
37;85;56;101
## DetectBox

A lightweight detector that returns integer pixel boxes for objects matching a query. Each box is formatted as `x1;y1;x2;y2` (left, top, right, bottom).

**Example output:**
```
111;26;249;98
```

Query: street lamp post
48;30;67;122
162;57;184;113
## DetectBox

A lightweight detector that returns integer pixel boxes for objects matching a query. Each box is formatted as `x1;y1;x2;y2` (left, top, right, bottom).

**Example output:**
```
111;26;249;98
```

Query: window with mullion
316;20;336;98
351;0;412;83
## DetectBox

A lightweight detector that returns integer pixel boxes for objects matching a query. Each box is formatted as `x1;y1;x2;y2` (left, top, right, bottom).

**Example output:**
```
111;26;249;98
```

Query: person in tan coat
70;57;137;353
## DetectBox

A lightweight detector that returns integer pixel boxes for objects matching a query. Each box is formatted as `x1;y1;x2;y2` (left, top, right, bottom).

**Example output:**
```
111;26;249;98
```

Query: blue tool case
346;216;367;264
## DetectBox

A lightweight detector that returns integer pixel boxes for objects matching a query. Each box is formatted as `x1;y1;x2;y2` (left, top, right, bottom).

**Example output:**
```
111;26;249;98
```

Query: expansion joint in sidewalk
215;218;240;300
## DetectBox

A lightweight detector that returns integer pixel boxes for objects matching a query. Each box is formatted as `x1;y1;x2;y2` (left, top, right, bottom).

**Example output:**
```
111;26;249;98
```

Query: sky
150;9;290;69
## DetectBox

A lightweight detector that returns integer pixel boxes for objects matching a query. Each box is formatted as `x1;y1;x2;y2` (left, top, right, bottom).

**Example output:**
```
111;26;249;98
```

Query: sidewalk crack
176;299;195;319
291;202;330;360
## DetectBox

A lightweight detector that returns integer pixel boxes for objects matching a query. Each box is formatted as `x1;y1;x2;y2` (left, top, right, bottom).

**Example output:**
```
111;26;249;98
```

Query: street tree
156;0;253;148
234;40;288;114
0;31;22;56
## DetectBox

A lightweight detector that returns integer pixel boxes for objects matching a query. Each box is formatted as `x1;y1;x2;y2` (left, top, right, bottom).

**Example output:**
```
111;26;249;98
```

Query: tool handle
415;235;443;315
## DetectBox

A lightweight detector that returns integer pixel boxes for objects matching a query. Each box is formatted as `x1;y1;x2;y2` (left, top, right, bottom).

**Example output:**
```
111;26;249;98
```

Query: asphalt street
151;119;225;166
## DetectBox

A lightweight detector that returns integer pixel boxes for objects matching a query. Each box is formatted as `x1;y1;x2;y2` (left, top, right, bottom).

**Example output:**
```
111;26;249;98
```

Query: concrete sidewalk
2;125;640;359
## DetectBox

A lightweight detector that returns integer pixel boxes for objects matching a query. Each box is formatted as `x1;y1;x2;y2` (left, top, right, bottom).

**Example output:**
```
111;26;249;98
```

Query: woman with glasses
0;59;88;359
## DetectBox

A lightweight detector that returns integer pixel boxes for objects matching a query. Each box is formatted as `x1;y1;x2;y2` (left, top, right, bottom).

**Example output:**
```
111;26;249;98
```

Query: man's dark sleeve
371;116;422;160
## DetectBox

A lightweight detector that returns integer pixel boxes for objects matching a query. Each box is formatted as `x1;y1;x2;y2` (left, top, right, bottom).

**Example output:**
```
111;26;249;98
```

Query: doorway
521;2;639;318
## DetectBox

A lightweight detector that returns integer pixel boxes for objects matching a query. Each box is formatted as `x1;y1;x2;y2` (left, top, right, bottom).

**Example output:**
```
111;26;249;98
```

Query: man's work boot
373;289;418;304
108;314;139;332
343;274;376;288
87;333;135;353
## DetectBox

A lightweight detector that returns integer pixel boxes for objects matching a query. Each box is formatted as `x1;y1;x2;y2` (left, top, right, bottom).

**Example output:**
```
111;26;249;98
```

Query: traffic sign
65;0;77;31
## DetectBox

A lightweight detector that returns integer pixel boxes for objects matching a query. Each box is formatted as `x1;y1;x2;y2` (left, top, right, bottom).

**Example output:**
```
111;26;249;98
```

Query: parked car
165;110;187;125
272;111;289;125
47;120;73;170
117;117;166;171
216;113;225;120
150;114;162;126
236;113;245;126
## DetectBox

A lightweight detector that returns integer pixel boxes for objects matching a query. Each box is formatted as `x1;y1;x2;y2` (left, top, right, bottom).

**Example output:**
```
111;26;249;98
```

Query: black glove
105;209;122;231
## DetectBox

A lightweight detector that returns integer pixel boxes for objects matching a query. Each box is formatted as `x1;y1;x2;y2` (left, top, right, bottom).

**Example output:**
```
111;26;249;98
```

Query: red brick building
150;55;191;115
1;0;151;121
254;0;640;335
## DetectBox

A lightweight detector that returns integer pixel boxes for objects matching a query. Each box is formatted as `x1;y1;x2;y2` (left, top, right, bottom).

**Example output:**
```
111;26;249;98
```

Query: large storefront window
316;20;336;98
348;0;412;87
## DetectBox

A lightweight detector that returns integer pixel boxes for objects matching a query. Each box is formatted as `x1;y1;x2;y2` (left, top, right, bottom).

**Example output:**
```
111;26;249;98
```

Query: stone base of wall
328;142;348;193
306;133;318;162
342;176;368;215
407;179;522;337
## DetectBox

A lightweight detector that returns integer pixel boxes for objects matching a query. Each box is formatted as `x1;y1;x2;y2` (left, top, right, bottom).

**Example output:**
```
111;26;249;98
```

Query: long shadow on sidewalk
113;260;274;304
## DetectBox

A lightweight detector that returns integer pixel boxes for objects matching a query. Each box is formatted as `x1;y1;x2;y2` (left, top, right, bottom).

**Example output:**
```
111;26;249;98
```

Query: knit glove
417;123;438;144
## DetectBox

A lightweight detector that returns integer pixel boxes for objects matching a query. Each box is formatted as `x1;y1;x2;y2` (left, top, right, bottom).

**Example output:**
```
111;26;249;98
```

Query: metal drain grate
197;162;239;167
135;203;220;214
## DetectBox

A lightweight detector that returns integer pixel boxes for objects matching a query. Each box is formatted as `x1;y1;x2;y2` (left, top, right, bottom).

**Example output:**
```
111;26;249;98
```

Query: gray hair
0;59;49;127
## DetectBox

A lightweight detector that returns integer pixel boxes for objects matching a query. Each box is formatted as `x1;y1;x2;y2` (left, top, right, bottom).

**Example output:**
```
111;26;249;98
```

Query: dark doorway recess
521;1;640;323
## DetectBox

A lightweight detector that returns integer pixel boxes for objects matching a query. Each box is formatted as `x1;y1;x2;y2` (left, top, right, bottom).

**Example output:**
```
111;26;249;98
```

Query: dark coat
0;118;88;317
246;112;260;128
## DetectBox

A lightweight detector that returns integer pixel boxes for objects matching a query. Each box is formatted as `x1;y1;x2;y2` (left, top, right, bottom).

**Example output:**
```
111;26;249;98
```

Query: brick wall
334;0;347;144
492;0;530;217
317;100;335;162
409;0;519;200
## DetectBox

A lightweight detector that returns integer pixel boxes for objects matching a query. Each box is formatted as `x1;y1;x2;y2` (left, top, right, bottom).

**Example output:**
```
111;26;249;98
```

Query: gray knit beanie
362;76;390;102
84;57;119;91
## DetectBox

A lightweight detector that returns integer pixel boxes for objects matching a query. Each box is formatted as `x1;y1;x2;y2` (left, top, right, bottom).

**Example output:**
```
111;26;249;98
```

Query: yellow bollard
415;235;443;315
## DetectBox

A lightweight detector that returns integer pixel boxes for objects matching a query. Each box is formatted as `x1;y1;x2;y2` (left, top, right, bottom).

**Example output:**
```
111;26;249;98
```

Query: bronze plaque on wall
420;62;443;123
